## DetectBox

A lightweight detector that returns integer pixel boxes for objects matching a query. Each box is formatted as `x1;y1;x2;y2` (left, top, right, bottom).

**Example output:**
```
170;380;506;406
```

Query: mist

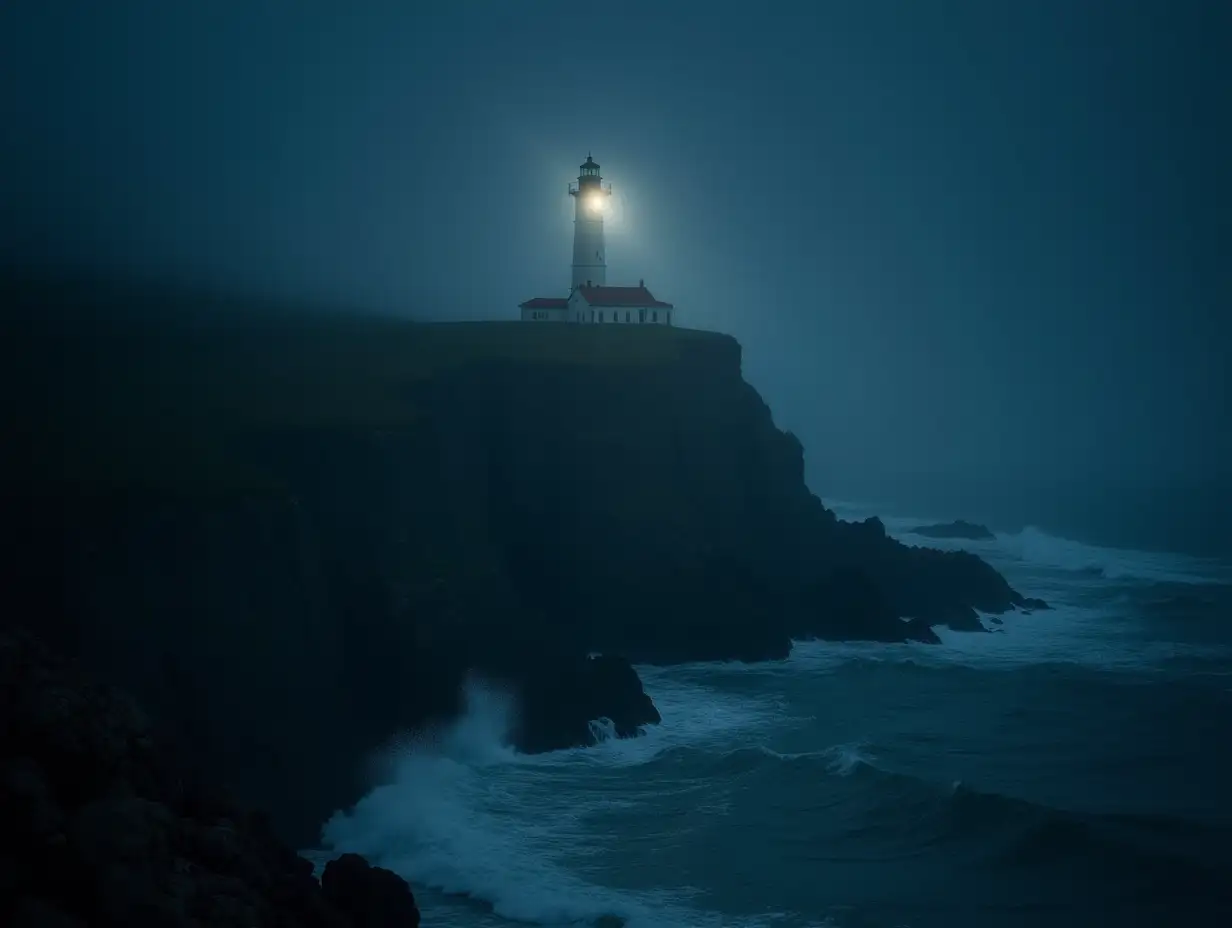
2;0;1228;530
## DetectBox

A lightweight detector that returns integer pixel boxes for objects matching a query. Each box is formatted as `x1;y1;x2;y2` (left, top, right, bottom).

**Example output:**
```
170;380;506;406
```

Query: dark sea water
314;502;1232;927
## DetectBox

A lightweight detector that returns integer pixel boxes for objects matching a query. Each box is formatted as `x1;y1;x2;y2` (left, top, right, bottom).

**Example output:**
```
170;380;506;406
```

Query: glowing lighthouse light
516;152;675;326
568;153;611;288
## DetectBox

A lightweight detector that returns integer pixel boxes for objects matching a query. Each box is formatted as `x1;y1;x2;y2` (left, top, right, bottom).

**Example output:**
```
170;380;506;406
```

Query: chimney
639;278;644;287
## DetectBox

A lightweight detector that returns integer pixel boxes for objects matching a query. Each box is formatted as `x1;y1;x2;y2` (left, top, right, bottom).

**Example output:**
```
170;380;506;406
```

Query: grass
2;273;728;497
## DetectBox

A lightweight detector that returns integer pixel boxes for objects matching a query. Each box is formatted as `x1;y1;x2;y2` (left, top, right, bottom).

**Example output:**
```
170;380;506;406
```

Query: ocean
313;501;1232;927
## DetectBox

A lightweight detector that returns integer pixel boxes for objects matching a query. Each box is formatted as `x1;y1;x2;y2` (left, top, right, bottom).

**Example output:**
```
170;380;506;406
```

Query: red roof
576;285;673;308
518;296;568;309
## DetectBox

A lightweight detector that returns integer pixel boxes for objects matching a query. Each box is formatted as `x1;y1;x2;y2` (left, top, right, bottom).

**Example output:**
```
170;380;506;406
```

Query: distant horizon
817;467;1231;558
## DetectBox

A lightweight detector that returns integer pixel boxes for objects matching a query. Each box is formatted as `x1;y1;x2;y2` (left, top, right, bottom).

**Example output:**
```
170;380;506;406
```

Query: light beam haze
1;0;1227;542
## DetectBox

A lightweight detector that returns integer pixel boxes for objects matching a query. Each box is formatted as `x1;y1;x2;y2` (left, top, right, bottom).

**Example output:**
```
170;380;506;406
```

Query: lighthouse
518;153;675;325
568;154;610;289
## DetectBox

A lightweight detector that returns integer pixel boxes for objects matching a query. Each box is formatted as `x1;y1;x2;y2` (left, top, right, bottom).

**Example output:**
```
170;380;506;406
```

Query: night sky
2;1;1228;501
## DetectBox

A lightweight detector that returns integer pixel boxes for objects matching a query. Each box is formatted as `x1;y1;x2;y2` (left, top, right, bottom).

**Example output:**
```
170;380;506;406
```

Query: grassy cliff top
2;274;734;496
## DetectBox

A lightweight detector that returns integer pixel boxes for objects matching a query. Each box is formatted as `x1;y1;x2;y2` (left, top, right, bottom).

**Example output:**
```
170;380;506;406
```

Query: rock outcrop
908;519;996;541
0;627;420;928
321;855;421;928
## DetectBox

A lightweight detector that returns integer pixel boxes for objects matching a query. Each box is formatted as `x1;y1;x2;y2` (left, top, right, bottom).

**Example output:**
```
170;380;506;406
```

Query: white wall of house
520;306;570;322
520;294;676;324
566;292;675;325
567;289;586;321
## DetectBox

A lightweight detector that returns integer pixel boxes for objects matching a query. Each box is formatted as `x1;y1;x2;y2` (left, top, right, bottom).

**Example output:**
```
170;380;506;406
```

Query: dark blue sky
2;1;1227;495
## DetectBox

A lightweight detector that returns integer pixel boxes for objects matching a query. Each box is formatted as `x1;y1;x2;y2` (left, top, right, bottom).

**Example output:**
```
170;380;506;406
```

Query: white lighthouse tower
518;153;675;325
568;154;611;289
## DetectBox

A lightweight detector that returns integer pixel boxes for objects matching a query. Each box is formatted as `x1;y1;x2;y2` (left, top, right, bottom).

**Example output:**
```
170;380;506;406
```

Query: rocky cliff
0;626;421;927
0;274;1046;848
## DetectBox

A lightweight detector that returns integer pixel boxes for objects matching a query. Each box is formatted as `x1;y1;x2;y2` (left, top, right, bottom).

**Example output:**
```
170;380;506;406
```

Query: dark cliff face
364;352;1027;656
389;346;821;662
1;280;1041;847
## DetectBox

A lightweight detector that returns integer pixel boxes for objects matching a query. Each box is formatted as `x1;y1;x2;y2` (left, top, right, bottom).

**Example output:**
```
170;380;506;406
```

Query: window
591;309;595;322
639;309;645;323
652;311;657;322
625;311;631;322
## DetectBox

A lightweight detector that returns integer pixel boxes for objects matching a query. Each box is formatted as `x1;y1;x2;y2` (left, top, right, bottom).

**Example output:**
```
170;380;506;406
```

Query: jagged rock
931;605;989;633
321;854;422;928
0;628;419;928
902;617;942;642
512;653;662;753
908;520;995;541
798;567;915;642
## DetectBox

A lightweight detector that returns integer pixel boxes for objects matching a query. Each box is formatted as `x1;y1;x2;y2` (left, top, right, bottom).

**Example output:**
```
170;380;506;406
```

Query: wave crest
993;526;1228;586
320;677;773;927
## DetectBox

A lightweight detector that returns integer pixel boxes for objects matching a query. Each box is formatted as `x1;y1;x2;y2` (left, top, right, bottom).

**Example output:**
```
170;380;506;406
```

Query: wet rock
798;567;927;643
902;617;942;643
322;853;422;928
0;628;420;928
513;653;662;753
908;520;995;541
937;605;989;633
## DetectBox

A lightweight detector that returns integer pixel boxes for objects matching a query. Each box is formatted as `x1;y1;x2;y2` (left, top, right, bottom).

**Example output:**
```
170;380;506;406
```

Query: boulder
321;853;421;928
1019;597;1052;611
505;653;662;754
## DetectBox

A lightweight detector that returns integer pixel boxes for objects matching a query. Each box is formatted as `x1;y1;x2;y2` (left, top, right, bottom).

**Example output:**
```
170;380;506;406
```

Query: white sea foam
937;524;1224;588
823;741;873;776
320;504;1229;926
320;676;788;928
825;498;1231;588
750;741;873;776
780;602;1220;673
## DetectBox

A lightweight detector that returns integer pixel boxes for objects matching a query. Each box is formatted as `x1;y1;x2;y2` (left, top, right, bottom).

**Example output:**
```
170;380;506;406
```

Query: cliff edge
0;273;1046;847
